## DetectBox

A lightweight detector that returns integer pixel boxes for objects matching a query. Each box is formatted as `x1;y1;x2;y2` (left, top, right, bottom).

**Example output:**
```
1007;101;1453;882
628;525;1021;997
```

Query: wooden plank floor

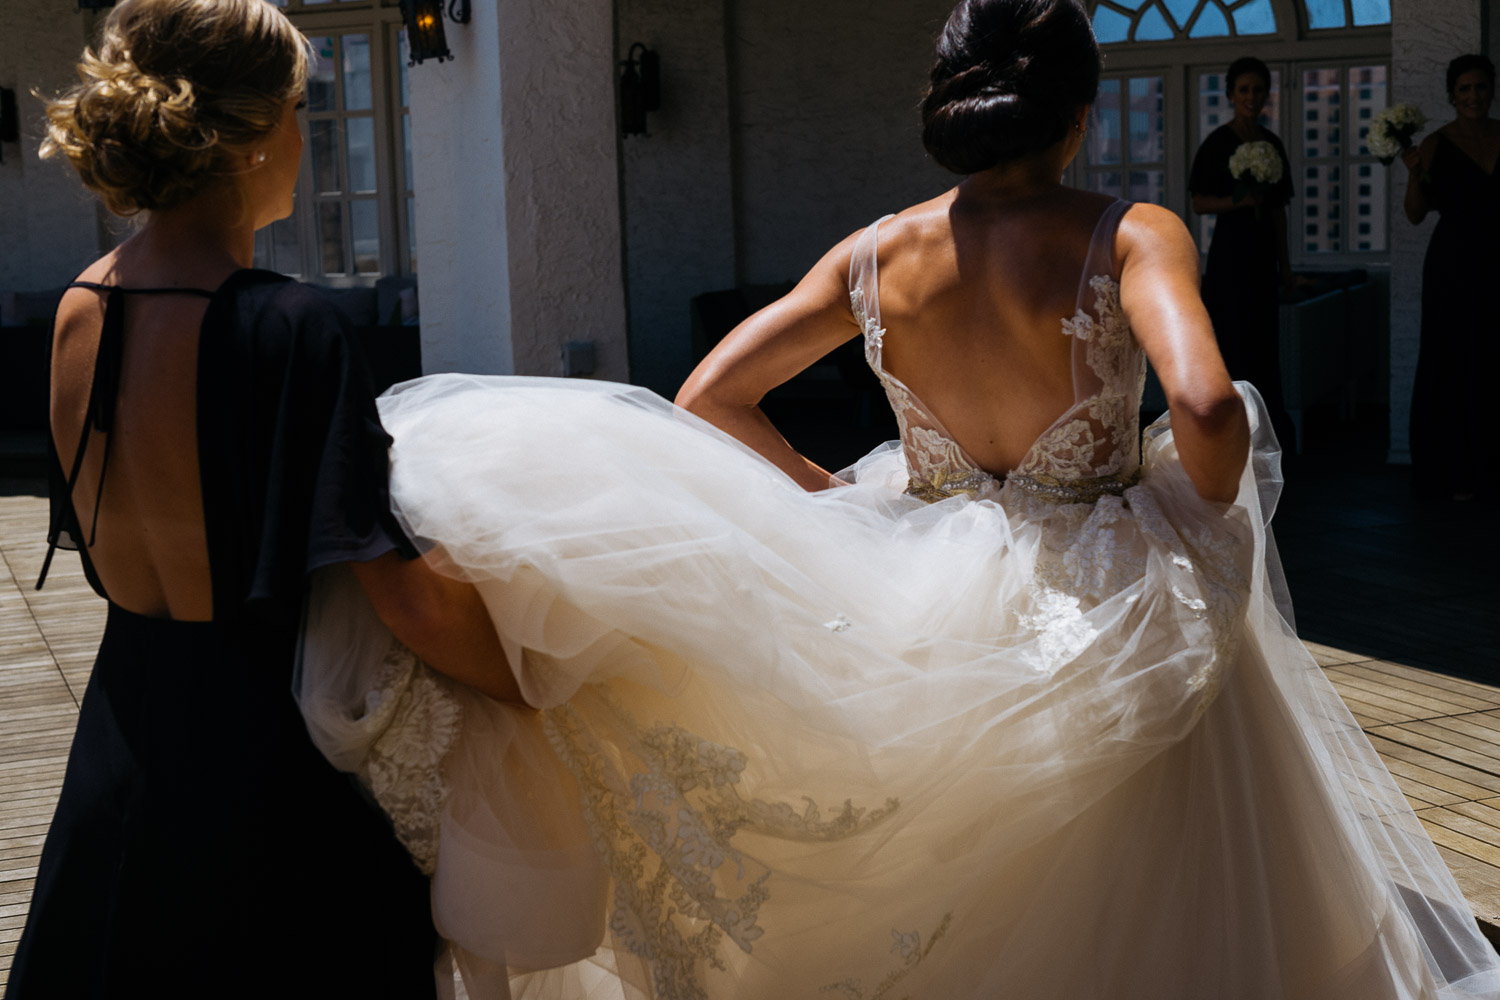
0;489;1498;988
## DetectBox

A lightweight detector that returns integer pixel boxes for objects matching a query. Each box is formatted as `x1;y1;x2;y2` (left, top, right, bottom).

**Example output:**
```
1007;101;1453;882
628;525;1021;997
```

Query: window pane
1354;165;1387;250
1231;0;1277;35
1304;0;1346;29
1135;6;1173;40
1351;66;1388;157
308;36;337;112
1189;3;1229;36
1129;169;1165;205
1087;171;1123;198
1350;0;1391;26
1092;6;1132;44
346;117;377;193
318;202;346;275
350;200;381;275
1199;73;1227;134
342;34;372;112
1303;69;1342;159
310;119;341;194
1088;79;1122;166
270;209;301;276
1304;164;1341;253
1162;0;1197;28
1128;77;1165;162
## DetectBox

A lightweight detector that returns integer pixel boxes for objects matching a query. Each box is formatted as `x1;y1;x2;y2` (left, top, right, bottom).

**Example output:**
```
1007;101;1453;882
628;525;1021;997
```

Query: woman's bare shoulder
1116;202;1199;270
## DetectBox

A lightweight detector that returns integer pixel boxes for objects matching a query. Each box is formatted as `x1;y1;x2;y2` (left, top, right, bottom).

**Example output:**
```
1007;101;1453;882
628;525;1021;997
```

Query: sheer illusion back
850;199;1145;503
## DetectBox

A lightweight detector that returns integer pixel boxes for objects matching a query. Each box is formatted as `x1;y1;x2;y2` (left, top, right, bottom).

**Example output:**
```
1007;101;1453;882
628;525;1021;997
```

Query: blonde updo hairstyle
41;0;310;217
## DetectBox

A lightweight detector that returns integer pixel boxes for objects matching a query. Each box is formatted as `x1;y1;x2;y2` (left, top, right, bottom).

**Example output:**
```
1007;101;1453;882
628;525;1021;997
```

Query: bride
298;0;1500;997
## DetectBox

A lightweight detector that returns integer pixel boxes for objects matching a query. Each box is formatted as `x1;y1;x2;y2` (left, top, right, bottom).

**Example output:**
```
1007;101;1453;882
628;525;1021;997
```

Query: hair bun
921;0;1100;175
39;0;309;217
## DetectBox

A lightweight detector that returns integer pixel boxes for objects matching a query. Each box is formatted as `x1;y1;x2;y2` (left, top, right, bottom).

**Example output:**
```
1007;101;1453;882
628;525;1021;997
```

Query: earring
253;151;267;164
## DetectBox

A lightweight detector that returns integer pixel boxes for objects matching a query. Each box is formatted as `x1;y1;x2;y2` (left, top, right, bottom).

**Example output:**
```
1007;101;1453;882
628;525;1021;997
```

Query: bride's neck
958;155;1069;205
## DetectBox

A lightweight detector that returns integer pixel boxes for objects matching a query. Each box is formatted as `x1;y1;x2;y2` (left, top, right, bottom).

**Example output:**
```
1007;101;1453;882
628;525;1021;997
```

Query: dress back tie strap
36;281;216;590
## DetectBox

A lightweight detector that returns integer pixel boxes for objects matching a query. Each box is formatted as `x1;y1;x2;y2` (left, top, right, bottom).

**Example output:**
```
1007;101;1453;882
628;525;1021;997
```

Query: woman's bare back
869;187;1119;476
51;249;239;620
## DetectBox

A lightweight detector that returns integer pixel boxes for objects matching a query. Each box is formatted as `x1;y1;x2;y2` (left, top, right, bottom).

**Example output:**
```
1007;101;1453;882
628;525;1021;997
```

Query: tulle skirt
296;375;1500;1000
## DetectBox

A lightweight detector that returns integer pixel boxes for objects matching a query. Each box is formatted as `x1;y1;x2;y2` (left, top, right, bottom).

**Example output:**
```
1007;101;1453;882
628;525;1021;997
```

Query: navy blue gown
6;271;438;998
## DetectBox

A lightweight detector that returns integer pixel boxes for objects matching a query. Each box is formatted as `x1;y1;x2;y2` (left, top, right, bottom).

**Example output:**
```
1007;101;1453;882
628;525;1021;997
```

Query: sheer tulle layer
297;375;1500;1000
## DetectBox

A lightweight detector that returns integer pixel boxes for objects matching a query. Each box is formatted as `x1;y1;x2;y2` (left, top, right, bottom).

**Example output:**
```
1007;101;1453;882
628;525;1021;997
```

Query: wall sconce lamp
400;0;472;66
0;88;17;166
76;0;116;8
619;43;661;136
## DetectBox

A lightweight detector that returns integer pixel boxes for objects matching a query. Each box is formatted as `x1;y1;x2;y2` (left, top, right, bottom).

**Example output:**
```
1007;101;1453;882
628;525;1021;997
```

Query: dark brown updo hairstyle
40;0;311;217
1225;56;1271;94
1446;54;1497;99
921;0;1101;175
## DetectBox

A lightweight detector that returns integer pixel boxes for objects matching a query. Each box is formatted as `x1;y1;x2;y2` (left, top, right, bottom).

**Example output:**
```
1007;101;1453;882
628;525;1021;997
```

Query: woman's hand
676;231;864;492
1404;131;1437;224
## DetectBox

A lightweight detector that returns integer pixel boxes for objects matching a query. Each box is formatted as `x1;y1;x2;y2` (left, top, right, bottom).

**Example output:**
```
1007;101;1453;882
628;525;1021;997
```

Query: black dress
1190;124;1296;450
1411;133;1500;498
6;271;438;999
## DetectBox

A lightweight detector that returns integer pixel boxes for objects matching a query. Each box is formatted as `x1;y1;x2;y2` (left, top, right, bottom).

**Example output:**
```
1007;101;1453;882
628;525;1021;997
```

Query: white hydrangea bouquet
1367;103;1427;165
1228;140;1283;213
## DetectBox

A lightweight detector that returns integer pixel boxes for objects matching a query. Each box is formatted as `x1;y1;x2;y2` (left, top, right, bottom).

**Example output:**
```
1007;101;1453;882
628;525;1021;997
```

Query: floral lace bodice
849;201;1147;504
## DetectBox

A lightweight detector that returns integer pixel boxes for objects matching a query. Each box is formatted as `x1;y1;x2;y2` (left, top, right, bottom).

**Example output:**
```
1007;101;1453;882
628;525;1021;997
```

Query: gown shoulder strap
1074;199;1132;311
848;214;895;335
35;281;216;591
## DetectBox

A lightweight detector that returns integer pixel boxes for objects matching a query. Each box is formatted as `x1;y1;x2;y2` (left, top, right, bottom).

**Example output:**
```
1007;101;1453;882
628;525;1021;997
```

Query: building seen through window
1084;0;1392;265
257;0;414;284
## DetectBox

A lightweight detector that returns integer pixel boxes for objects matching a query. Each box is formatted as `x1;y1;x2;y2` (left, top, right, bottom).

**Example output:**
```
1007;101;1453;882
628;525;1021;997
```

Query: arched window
1078;0;1392;264
1092;0;1280;44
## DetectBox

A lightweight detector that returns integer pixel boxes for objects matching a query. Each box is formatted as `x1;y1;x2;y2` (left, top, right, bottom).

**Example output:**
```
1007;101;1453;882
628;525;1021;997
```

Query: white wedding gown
297;200;1500;999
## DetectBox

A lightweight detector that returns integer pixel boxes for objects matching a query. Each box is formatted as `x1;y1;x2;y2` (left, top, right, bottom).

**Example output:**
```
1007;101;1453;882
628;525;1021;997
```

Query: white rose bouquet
1227;140;1283;214
1366;103;1427;165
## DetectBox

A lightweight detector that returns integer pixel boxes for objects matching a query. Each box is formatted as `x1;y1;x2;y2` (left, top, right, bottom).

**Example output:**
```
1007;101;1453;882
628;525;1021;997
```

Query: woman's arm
1403;133;1437;224
1117;204;1250;504
351;551;525;705
676;231;864;491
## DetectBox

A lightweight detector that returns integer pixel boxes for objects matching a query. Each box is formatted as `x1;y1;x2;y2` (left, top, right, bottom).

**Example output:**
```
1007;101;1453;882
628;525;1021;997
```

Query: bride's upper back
872;187;1121;476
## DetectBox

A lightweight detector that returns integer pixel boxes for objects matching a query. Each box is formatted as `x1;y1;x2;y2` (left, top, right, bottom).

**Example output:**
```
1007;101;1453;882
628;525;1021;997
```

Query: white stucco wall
0;9;103;296
616;0;737;394
1388;0;1482;463
409;3;514;376
412;0;628;380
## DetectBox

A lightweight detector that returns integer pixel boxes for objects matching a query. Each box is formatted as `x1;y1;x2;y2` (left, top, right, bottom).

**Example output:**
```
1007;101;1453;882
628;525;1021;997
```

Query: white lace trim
359;639;464;875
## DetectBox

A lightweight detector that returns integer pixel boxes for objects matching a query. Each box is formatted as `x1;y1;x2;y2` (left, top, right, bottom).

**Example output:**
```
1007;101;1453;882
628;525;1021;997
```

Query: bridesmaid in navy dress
1403;54;1500;501
7;1;521;996
1189;56;1297;453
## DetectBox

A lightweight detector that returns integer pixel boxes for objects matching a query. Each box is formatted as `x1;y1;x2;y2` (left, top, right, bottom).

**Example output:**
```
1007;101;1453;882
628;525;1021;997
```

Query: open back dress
7;271;438;998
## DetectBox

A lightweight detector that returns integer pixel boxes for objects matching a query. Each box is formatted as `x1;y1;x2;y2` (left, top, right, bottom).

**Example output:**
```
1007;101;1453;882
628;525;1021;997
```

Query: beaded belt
904;468;1140;505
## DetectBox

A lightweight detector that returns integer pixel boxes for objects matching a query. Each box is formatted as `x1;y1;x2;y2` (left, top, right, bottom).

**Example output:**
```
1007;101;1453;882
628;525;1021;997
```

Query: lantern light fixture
400;0;472;66
619;43;661;137
76;0;116;9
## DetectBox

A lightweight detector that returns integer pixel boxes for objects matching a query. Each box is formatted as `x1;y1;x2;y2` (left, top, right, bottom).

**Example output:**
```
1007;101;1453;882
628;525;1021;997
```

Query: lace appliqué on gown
1017;275;1143;483
543;693;898;1000
359;639;463;875
820;912;954;1000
